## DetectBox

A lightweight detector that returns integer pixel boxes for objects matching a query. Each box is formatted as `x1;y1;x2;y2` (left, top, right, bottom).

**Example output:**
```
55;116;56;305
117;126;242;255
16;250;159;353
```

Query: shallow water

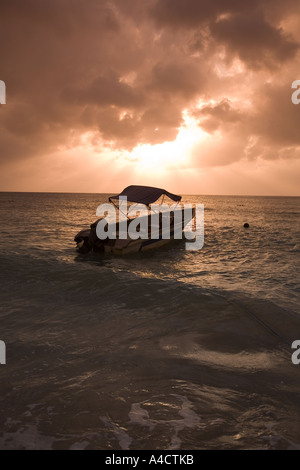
0;192;299;449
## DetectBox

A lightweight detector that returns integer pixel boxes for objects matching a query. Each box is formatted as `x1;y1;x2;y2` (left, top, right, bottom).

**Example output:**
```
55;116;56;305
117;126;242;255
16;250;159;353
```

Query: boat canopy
109;185;182;206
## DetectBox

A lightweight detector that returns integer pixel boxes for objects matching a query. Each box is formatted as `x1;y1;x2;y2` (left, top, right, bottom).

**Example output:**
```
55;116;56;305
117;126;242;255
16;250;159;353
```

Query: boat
74;185;195;255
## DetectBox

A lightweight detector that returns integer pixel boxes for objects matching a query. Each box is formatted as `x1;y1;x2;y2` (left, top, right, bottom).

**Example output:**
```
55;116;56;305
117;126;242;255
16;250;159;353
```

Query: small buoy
244;223;249;228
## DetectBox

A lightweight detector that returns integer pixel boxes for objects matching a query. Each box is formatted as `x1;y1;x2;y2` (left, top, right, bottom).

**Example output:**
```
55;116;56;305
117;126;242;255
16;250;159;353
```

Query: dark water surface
0;192;299;449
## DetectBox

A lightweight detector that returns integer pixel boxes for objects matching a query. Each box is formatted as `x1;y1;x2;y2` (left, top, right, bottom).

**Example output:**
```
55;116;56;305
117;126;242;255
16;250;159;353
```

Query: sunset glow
131;113;205;173
0;0;299;195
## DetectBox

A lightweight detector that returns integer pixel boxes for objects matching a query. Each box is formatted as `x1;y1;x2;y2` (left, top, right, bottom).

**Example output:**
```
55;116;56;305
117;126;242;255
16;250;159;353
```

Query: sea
0;192;299;450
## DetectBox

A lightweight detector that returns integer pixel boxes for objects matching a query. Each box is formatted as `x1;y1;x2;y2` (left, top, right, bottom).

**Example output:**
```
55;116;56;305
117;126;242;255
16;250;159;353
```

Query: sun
130;112;206;173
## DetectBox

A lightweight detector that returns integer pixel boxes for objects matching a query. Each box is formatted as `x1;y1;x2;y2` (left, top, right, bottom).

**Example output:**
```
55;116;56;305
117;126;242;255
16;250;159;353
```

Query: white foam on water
100;416;132;450
128;394;201;450
128;403;156;431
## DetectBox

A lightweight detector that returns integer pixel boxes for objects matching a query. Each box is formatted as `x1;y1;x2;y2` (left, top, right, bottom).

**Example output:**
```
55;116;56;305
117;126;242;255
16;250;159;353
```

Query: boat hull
75;207;195;255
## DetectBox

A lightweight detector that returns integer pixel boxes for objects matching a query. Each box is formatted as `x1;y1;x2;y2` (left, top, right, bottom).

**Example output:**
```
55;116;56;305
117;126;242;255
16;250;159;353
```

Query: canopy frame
109;185;182;208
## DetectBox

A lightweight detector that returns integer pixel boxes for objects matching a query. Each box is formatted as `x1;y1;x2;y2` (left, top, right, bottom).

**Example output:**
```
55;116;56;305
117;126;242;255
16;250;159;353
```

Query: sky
0;0;300;195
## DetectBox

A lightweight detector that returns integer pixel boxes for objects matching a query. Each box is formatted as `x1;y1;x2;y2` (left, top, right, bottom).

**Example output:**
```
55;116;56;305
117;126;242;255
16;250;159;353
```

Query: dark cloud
152;0;299;69
192;99;243;133
148;61;205;99
151;0;251;28
62;70;145;108
0;0;210;160
190;82;300;169
249;83;300;147
0;0;299;176
189;98;248;168
210;12;299;69
151;0;300;29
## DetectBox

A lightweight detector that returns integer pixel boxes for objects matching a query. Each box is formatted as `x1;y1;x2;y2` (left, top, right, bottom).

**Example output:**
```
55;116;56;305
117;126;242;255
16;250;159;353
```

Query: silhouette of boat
74;185;195;255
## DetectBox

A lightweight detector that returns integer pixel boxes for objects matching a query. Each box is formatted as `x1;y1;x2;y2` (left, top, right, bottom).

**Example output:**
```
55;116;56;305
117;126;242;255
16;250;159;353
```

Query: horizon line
0;190;299;197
